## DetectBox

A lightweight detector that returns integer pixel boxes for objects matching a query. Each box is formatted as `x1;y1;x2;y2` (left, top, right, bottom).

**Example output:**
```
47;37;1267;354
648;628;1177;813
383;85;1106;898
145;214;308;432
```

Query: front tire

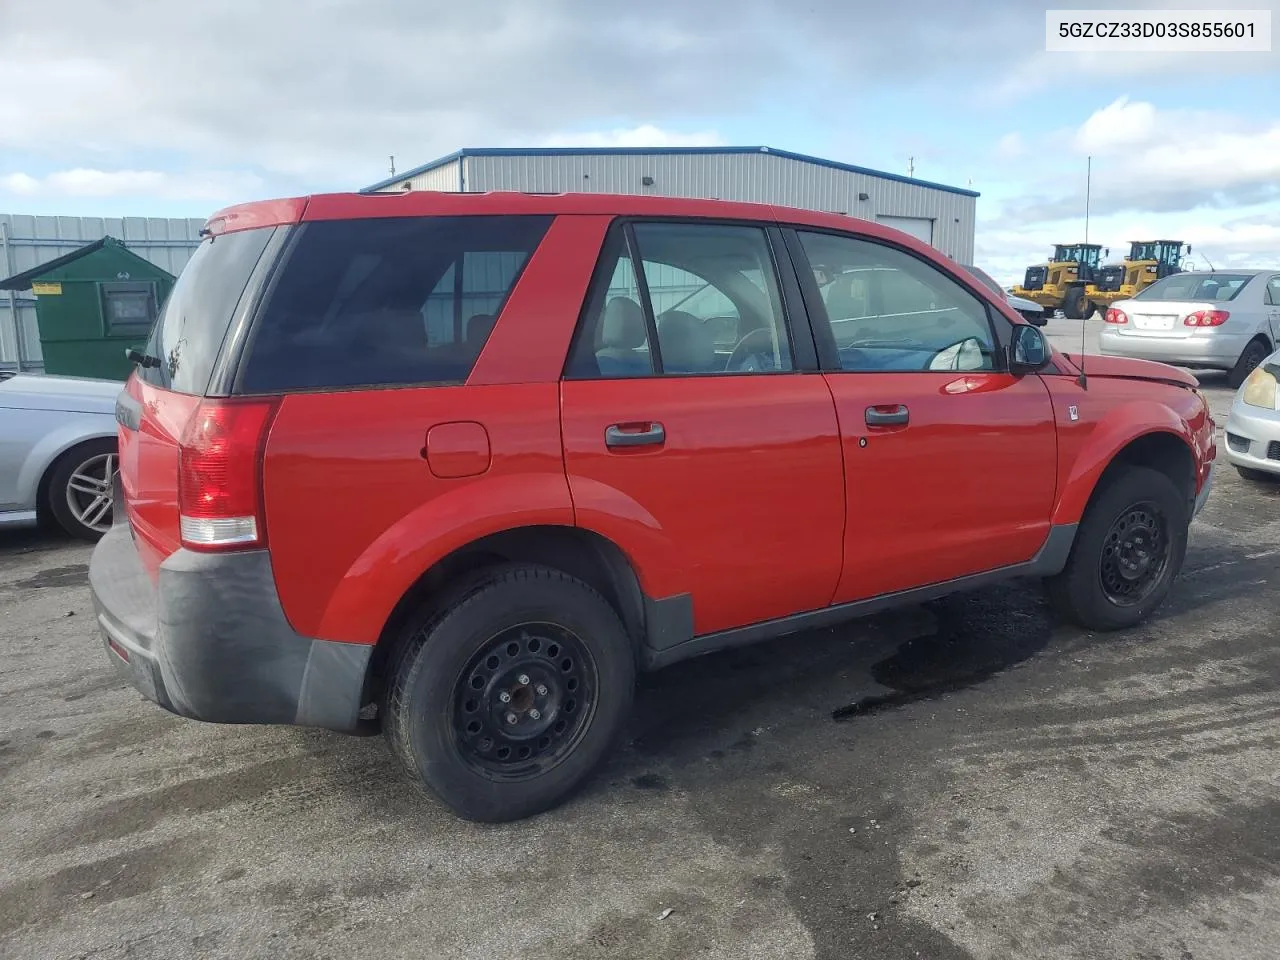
1046;466;1189;631
1227;338;1271;389
1236;465;1278;483
46;439;117;541
383;564;635;822
1062;287;1085;321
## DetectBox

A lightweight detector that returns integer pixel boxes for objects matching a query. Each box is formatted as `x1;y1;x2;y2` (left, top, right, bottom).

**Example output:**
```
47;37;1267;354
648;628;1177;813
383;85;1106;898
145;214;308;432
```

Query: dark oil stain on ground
833;585;1052;721
12;563;89;590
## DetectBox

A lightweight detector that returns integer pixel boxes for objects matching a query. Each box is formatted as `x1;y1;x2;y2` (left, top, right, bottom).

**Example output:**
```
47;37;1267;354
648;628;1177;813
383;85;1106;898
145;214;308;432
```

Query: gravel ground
2;335;1277;960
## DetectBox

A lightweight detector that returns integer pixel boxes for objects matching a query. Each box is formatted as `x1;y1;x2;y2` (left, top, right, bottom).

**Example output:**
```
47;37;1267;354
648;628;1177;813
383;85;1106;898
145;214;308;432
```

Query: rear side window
138;227;275;394
238;215;551;392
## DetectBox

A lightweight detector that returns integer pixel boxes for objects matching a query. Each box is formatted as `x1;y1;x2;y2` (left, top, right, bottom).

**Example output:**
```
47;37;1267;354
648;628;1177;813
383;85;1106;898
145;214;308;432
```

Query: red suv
90;191;1216;822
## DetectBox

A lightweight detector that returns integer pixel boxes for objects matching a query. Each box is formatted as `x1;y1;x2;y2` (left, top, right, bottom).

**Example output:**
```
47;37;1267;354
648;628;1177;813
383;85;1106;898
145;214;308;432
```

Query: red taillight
1184;309;1229;327
125;372;143;401
1105;308;1128;324
178;399;278;551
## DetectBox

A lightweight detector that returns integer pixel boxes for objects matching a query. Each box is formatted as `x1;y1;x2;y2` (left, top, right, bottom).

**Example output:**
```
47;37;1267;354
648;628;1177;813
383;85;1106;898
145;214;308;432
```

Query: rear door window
138;227;276;394
238;215;551;393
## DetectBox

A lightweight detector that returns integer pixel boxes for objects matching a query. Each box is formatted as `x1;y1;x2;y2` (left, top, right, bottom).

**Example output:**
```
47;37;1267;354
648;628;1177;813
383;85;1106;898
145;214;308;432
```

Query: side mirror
1020;309;1048;327
1009;324;1050;375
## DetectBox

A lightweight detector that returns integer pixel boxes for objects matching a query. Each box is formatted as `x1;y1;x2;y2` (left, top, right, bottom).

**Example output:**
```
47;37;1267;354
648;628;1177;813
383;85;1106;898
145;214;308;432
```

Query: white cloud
995;133;1024;160
540;125;725;149
0;168;264;201
1073;96;1157;152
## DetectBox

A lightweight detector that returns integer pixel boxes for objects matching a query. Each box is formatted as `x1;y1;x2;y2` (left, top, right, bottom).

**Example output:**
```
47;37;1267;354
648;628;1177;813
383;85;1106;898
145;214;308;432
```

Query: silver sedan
0;372;122;540
1224;347;1280;482
1100;269;1280;388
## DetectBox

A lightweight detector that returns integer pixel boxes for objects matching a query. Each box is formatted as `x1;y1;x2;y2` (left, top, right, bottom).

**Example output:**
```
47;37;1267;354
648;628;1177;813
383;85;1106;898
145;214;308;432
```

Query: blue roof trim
360;145;980;198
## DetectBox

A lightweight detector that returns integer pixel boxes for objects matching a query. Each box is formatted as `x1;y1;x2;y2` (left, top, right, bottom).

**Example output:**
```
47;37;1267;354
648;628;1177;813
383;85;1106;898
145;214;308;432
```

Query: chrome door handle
605;422;666;448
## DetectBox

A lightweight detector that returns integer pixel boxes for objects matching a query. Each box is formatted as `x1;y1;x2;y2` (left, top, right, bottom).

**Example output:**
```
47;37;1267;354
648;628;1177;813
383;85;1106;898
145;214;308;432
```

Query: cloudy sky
1;0;1278;283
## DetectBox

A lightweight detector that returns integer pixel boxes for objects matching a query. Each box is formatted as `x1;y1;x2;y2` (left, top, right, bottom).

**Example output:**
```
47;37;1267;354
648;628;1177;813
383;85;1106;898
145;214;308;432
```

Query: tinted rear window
138;227;276;394
237;215;552;393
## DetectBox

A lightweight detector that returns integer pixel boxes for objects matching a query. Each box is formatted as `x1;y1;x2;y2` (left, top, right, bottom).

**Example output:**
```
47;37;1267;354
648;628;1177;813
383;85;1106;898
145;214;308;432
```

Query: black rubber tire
1046;465;1189;632
383;563;635;822
1062;286;1085;321
45;438;117;541
1236;465;1278;483
1227;338;1271;389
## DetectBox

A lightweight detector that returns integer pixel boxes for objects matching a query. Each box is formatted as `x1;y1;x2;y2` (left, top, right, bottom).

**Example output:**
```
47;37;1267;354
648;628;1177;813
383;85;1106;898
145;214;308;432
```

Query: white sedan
1225;346;1280;482
0;372;121;540
1099;270;1280;387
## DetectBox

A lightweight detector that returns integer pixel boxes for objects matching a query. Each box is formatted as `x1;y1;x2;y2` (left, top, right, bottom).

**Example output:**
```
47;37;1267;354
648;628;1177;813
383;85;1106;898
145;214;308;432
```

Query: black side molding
641;523;1078;671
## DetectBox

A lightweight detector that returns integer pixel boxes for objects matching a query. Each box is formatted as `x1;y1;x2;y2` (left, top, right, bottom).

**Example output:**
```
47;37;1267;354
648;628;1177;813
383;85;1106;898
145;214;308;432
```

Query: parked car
1224;345;1280;482
90;191;1217;823
961;264;1049;325
0;371;120;539
1099;270;1280;387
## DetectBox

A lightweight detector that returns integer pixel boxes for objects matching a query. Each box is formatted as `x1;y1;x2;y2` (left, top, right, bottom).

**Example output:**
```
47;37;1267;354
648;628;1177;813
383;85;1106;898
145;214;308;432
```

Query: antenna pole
1084;155;1091;245
389;155;396;176
1078;155;1091;390
907;156;915;177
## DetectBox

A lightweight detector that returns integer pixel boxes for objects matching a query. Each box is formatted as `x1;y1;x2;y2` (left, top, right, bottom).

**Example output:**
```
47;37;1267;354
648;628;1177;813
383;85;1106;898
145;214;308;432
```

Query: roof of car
1176;269;1273;276
203;191;941;252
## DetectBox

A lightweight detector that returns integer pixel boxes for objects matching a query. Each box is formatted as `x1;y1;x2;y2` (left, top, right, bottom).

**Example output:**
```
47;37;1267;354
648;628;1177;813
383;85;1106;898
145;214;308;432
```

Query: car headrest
599;297;647;350
657;310;715;373
465;313;496;344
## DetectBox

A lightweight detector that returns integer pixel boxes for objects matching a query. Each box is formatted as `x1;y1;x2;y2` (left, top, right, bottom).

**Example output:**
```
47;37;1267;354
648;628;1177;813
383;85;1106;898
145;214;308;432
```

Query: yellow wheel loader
1087;240;1189;310
1010;243;1105;320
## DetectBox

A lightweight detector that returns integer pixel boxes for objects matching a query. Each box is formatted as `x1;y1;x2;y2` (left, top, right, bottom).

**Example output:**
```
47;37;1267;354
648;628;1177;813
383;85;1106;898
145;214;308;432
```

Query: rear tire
1227;338;1271;389
383;563;635;822
46;438;117;541
1046;465;1188;631
1236;465;1279;483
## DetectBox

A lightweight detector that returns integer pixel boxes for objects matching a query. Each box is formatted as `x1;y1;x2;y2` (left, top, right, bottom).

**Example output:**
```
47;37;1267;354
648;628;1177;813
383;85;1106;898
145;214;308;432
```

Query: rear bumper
89;517;372;732
1098;328;1249;369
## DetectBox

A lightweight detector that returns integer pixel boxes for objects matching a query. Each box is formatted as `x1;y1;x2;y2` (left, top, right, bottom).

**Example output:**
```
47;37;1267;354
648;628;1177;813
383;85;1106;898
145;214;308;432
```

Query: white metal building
363;146;978;263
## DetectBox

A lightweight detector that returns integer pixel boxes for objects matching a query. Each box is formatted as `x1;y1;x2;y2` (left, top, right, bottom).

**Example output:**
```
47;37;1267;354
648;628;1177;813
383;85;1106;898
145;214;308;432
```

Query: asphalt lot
3;322;1278;960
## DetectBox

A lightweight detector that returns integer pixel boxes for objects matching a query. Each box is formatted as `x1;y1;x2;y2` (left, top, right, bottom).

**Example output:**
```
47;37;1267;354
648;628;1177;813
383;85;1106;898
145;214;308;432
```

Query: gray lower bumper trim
90;523;370;732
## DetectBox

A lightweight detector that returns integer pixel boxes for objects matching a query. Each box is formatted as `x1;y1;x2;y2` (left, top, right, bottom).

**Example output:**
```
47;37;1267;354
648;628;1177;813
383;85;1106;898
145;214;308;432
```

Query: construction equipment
1010;243;1105;320
1087;240;1189;309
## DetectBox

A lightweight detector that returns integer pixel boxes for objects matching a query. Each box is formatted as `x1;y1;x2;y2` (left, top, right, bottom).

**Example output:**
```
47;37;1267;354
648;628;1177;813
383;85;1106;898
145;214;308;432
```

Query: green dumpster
0;236;173;380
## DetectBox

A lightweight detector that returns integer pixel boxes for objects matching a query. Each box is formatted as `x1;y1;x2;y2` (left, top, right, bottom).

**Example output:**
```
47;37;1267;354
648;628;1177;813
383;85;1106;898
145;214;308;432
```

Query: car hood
0;373;123;414
1058;352;1199;388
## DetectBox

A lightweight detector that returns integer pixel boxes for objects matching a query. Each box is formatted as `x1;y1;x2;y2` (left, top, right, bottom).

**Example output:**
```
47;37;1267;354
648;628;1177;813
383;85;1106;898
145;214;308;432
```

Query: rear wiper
125;347;161;369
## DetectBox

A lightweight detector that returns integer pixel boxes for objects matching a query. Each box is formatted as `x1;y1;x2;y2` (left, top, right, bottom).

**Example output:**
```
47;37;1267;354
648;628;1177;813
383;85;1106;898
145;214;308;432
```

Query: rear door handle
605;422;666;448
865;404;909;427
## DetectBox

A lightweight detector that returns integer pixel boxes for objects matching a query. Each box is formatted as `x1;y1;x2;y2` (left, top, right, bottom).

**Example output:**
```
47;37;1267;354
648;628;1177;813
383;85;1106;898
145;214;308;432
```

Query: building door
876;216;934;246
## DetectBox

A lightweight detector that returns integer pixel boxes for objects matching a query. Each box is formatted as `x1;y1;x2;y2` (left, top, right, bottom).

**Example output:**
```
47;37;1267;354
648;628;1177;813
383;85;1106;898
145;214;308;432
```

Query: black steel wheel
453;623;597;781
1046;465;1188;631
383;563;634;822
1097;502;1169;607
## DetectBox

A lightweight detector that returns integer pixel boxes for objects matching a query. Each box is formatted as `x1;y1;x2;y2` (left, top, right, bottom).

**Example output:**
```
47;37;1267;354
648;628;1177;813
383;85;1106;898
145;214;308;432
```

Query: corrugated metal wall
0;214;204;370
387;159;463;194
464;151;976;263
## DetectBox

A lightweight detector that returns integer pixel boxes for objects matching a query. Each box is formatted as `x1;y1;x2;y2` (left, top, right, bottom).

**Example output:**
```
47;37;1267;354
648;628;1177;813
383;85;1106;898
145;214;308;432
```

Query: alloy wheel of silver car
65;452;115;534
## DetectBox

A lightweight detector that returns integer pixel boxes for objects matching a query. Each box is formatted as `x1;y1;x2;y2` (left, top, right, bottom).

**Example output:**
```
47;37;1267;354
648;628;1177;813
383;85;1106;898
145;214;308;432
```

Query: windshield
1052;245;1101;268
960;265;1006;297
1134;273;1253;302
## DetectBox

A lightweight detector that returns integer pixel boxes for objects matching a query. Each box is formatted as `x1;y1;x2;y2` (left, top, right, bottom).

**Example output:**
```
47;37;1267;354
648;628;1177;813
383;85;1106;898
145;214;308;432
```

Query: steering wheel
725;326;776;371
